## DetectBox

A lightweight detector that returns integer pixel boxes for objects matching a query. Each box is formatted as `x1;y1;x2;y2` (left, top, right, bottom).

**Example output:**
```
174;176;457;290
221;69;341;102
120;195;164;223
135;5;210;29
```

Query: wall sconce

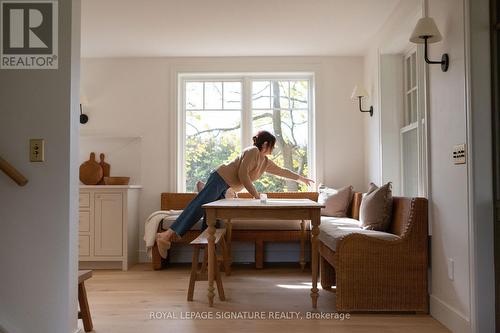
351;85;373;117
410;17;449;72
80;95;89;124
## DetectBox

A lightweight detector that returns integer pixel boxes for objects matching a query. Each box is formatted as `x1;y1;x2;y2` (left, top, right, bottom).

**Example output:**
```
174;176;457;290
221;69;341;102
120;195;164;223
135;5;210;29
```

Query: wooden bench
187;228;229;302
78;270;93;332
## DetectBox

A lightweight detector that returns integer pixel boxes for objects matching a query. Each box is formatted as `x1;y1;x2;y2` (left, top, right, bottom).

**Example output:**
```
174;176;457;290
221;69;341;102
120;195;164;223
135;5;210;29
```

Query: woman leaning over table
155;130;315;258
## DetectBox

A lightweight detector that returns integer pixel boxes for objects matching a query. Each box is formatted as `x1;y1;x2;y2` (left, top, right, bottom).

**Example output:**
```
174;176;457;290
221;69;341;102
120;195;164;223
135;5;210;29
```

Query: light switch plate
447;258;454;281
453;144;466;165
30;139;45;162
448;258;455;281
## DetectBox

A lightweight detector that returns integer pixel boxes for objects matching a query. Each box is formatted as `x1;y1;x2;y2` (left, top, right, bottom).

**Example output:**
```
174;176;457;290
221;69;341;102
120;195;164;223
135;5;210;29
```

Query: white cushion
320;216;362;228
318;217;400;251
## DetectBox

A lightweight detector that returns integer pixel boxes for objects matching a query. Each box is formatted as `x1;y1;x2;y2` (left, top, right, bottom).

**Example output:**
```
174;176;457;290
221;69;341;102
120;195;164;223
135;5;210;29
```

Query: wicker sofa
319;196;429;312
152;191;362;271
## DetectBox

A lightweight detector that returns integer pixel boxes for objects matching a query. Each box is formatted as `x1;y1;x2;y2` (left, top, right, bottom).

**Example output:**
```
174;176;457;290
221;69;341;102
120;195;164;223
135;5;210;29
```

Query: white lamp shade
409;17;442;44
351;85;368;100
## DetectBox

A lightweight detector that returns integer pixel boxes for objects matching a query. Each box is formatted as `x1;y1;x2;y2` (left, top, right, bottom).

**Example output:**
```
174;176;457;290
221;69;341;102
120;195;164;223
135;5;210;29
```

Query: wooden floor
79;263;449;333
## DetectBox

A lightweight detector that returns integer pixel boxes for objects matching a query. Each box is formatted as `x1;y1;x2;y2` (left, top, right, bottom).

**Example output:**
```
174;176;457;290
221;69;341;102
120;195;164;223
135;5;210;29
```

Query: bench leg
152;242;163;270
78;282;93;332
320;254;335;291
300;220;306;271
187;246;200;301
200;247;208;273
220;236;231;276
215;258;226;301
255;239;264;269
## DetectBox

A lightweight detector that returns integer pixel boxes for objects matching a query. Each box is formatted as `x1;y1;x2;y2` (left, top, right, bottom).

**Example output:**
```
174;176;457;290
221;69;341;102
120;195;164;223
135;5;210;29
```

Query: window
180;74;314;193
400;50;426;197
251;80;310;192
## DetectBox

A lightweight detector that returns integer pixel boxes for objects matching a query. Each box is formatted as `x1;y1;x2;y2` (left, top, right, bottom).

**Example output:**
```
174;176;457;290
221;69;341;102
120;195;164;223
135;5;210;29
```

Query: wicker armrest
333;233;409;266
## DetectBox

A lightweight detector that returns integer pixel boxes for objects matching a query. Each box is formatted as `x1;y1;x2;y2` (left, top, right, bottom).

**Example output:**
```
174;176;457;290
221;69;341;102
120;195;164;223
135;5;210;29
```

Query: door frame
465;0;496;331
490;0;500;329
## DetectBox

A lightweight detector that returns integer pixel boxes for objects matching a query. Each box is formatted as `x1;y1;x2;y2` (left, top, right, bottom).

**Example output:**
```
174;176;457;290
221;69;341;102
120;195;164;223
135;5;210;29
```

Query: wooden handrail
0;156;28;186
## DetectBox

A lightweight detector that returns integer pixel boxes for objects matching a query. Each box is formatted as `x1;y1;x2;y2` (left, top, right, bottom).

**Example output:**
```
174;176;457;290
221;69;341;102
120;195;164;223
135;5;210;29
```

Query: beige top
216;146;300;198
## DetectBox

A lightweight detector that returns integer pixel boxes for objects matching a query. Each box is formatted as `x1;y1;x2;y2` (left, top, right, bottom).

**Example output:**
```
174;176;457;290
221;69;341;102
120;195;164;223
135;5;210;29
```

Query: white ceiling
81;0;402;58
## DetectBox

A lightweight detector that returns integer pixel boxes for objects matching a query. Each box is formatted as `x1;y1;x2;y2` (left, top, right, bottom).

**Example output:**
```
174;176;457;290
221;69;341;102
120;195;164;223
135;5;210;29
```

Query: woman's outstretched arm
266;159;314;186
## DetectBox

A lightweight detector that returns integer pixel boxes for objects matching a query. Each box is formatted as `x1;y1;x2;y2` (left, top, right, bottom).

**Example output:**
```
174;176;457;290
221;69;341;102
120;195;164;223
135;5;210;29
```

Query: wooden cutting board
97;153;110;185
79;152;103;185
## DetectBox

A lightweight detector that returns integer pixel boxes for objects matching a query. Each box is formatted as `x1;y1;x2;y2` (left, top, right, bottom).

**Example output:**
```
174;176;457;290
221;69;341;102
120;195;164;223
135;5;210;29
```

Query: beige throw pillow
318;185;353;217
360;182;393;231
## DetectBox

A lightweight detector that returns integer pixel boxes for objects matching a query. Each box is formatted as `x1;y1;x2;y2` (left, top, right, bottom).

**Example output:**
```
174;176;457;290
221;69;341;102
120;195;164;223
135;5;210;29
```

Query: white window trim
177;72;315;192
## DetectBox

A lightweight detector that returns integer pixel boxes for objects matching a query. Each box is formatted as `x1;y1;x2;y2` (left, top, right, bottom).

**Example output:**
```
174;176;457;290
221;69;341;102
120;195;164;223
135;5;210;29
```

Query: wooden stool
78;270;93;332
187;228;230;302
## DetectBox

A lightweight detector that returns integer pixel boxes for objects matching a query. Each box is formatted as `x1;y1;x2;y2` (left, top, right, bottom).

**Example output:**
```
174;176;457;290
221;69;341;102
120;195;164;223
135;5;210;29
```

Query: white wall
362;0;422;188
425;1;472;332
363;0;495;332
80;56;366;262
380;54;404;195
0;1;81;333
79;136;142;184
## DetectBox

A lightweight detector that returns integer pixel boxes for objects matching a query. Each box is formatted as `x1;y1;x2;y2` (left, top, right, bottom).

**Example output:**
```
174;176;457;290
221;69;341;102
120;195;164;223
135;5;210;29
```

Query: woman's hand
298;176;315;187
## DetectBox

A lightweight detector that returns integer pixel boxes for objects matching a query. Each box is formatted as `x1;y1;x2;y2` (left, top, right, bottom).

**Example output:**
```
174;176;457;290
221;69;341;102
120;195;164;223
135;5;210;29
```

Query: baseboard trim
430;295;470;333
0;323;82;333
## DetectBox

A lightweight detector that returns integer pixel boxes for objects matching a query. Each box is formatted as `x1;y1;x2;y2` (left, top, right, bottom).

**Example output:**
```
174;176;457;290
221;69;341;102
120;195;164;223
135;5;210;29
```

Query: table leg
310;209;320;309
225;219;232;275
206;208;216;307
78;282;93;332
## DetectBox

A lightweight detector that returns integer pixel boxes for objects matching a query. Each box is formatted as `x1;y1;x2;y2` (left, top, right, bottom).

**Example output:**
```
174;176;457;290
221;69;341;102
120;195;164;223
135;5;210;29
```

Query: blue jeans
169;171;229;236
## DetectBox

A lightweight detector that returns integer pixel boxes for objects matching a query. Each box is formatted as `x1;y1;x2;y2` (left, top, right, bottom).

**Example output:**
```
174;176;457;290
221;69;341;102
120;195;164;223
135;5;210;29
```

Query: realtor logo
0;0;58;69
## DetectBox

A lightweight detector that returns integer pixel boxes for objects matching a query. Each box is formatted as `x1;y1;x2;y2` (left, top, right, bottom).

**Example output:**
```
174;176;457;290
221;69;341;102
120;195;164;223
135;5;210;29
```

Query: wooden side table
78;270;93;332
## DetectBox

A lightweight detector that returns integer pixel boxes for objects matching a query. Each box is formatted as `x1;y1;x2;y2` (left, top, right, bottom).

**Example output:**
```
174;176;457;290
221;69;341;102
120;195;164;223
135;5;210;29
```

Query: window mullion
242;77;253;149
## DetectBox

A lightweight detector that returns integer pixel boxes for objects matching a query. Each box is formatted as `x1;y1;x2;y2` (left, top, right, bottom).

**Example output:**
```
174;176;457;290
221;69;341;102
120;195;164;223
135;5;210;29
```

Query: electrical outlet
452;144;466;165
447;258;454;281
30;139;45;162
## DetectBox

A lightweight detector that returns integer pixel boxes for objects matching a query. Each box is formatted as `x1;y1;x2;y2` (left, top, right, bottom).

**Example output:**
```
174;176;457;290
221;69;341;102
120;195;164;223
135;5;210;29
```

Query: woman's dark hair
252;131;276;151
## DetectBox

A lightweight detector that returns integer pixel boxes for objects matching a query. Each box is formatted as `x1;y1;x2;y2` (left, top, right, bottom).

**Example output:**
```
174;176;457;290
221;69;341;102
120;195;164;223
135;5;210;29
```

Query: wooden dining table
202;198;324;308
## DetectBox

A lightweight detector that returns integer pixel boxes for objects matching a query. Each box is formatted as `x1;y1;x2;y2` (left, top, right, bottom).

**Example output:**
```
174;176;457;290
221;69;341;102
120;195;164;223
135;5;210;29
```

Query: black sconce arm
423;37;449;72
357;97;373;117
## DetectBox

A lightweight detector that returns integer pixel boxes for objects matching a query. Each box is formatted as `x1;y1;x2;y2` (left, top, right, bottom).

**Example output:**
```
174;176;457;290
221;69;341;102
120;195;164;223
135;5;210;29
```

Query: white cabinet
79;186;141;271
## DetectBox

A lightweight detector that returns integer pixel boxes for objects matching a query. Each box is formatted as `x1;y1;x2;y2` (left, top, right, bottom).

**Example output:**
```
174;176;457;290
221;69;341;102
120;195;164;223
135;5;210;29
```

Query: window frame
178;72;315;192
